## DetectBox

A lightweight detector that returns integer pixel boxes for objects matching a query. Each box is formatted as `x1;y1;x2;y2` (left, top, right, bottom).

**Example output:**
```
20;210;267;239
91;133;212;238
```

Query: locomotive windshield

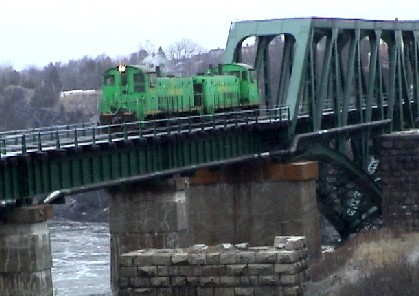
249;70;256;82
121;74;128;86
134;73;145;92
226;71;241;79
224;69;255;82
241;71;248;81
149;73;157;87
104;74;115;86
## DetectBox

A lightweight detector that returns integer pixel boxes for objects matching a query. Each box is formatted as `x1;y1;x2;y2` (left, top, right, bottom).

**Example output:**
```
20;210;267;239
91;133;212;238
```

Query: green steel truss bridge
2;17;419;237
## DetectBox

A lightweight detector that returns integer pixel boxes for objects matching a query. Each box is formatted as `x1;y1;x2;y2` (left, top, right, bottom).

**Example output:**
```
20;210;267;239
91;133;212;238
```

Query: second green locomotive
99;63;260;124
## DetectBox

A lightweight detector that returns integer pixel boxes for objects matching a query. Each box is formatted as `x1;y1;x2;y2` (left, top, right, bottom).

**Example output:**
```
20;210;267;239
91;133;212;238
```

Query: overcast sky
1;0;418;70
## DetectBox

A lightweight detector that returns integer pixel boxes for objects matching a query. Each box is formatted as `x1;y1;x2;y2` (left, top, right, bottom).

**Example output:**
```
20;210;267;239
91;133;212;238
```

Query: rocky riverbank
52;190;109;222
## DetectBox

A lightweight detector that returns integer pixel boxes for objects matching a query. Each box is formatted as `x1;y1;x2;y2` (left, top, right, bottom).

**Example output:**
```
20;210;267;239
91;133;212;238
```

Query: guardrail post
74;129;78;148
37;133;42;151
21;135;26;154
166;118;171;135
1;138;5;155
123;123;128;141
92;127;96;145
108;125;112;143
153;120;157;137
138;122;143;138
55;131;60;150
82;123;86;136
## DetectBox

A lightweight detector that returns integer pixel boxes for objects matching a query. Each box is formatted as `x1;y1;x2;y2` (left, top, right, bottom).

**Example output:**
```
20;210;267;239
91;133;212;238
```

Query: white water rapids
49;220;111;296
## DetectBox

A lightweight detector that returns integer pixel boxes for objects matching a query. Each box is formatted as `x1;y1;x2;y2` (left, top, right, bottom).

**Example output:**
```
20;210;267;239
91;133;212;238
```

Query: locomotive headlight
118;64;126;73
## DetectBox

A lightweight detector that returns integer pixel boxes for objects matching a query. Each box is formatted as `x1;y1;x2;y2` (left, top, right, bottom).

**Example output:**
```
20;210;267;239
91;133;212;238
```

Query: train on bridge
99;63;260;124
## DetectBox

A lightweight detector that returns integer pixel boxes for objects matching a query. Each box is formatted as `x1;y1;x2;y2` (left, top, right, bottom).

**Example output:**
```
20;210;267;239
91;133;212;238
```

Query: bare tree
167;39;204;61
138;40;156;57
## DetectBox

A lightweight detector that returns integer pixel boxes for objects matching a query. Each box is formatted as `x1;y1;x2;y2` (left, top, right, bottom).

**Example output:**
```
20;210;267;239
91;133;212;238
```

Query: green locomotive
99;63;260;124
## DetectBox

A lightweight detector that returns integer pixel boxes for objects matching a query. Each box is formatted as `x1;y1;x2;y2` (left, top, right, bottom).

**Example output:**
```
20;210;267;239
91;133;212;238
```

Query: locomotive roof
227;63;255;70
104;64;156;74
126;65;156;73
104;63;254;76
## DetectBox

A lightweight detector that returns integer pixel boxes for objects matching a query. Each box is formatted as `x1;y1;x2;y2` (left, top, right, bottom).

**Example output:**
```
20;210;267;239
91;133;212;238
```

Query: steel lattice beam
223;18;419;136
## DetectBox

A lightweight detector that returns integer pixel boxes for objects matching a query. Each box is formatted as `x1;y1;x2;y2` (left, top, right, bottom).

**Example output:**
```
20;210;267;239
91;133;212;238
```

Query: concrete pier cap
0;204;54;296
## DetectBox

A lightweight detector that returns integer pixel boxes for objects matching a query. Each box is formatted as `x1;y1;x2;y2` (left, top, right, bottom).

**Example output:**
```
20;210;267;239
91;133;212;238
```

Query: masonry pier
0;204;53;296
379;132;419;229
186;161;321;260
109;181;188;293
111;161;322;294
118;236;309;296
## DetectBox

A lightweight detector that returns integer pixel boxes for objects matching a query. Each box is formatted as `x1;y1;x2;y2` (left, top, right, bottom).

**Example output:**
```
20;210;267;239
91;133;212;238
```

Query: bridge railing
296;93;391;118
0;107;290;157
0;91;398;157
0;122;97;139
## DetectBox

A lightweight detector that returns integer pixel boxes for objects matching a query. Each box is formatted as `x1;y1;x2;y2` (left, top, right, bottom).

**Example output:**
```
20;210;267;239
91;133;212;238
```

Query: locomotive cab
221;63;259;107
99;65;158;124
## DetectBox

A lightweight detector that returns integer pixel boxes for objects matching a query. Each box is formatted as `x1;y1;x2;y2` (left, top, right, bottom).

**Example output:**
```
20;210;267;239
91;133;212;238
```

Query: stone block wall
0;205;53;296
109;182;188;291
379;132;419;230
118;236;308;296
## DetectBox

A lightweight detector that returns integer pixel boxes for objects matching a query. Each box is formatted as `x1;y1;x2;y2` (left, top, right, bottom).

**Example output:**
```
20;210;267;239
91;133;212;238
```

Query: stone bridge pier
108;180;188;293
110;160;321;294
186;161;321;259
0;204;54;296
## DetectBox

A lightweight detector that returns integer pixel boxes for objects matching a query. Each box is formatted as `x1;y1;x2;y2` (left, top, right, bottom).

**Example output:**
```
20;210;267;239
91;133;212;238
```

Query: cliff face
0;86;100;131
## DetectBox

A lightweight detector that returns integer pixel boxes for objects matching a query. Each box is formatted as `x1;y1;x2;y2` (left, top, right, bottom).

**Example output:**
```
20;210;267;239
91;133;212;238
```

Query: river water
49;220;111;296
